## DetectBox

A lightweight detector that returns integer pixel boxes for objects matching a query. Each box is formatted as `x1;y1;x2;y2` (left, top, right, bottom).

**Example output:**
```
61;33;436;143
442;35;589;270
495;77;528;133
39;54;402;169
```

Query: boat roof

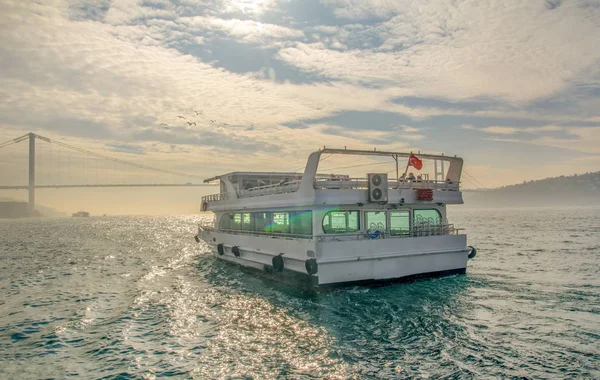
203;172;339;183
203;148;462;183
204;172;303;183
320;148;461;161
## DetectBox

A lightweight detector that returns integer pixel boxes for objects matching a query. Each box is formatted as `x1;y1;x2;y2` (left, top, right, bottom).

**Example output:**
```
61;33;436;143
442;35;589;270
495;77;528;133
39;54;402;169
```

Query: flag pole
398;152;412;200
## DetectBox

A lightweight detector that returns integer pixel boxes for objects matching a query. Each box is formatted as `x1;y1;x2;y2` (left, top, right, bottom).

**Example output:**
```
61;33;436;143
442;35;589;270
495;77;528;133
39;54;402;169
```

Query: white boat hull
199;231;469;286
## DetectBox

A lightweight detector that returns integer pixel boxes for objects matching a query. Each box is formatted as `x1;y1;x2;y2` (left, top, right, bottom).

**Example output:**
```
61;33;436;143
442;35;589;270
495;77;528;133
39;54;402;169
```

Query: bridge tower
28;133;35;212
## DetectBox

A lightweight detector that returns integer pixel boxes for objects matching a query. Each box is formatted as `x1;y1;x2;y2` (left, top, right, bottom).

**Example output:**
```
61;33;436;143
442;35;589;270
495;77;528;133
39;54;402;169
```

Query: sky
1;0;599;213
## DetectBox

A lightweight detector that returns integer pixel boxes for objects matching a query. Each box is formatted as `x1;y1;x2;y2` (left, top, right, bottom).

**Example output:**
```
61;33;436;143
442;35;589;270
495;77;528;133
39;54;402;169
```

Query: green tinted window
365;211;386;231
290;211;312;235
220;211;312;235
414;209;442;225
323;211;360;233
271;212;290;233
390;210;410;235
254;212;271;233
218;213;230;230
242;213;254;231
231;213;242;230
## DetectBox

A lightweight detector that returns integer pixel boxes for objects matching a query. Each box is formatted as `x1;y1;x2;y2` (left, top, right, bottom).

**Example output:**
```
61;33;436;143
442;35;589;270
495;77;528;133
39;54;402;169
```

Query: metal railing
202;192;230;202
316;223;462;242
236;180;302;198
314;178;460;191
199;222;462;241
202;227;313;240
201;181;302;203
396;179;460;191
201;178;460;204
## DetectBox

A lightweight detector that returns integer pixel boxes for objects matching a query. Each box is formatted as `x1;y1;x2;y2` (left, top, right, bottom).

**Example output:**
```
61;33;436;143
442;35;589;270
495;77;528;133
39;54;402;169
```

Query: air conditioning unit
367;173;388;203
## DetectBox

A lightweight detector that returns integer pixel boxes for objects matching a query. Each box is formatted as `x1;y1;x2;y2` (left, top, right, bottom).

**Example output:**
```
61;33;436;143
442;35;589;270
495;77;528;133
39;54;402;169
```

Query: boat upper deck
201;148;464;209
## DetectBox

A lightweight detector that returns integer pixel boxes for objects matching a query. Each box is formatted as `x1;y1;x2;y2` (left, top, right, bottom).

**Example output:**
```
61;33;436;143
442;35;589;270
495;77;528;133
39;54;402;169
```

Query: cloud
107;143;145;155
481;125;570;135
177;15;305;45
481;126;521;135
532;126;600;154
276;1;600;104
0;1;404;142
104;0;176;25
401;126;420;133
483;125;600;154
322;0;398;21
134;127;283;153
1;0;600;190
319;124;424;145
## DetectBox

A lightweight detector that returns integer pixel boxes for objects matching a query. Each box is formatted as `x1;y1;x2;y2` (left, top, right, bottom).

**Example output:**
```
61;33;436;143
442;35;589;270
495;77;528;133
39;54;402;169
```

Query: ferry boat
72;211;90;217
195;148;476;287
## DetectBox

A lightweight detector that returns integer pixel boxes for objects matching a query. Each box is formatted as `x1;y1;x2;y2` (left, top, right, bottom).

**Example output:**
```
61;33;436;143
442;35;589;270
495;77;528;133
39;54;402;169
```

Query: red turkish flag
408;154;423;170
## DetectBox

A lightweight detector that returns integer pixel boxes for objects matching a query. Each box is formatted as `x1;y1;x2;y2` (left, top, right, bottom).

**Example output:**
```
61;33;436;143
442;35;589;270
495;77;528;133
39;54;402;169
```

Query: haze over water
1;207;598;379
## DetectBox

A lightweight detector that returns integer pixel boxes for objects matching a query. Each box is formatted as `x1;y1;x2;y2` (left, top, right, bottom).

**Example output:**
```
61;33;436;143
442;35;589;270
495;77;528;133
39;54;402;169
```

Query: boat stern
314;234;469;285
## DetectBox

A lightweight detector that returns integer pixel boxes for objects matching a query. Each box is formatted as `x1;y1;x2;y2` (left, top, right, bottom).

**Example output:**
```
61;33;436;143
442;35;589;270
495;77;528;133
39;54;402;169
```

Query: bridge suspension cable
0;133;30;149
31;134;203;179
462;170;487;189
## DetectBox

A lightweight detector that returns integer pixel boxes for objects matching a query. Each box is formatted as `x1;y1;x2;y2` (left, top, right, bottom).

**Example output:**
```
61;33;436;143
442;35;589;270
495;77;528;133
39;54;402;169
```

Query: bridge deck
0;184;214;190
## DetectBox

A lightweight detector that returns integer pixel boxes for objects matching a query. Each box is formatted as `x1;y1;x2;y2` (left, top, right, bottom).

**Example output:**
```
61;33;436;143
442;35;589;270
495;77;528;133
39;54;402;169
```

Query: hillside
0;197;65;218
463;171;600;207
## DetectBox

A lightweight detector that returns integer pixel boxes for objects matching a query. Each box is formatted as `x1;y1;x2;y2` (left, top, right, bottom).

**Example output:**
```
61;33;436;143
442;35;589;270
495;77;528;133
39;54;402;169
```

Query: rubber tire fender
272;254;284;272
232;246;241;257
468;246;477;259
217;244;224;256
305;258;318;275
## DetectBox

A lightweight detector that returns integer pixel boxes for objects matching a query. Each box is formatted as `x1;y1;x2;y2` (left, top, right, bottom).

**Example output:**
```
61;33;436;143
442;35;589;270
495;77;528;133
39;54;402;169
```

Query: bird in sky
160;123;168;127
177;115;186;120
194;110;202;115
187;121;196;126
210;120;216;123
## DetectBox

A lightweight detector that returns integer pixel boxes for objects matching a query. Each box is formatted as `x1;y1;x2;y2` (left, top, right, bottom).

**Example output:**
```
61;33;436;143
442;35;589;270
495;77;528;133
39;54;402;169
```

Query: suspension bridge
0;132;213;213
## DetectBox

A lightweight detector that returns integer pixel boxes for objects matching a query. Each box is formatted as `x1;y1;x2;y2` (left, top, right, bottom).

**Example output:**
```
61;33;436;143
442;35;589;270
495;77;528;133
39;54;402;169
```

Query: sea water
0;207;599;379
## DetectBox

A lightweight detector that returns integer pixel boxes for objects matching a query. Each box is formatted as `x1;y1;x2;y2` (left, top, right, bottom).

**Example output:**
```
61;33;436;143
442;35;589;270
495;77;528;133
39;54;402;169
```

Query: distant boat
72;211;90;217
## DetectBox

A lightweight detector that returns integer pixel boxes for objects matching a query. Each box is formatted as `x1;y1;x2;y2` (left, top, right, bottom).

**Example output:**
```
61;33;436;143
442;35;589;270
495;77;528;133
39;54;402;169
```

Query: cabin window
254;212;271;233
414;209;442;225
218;213;230;230
390;210;410;235
322;210;360;233
365;211;386;231
218;211;312;236
271;212;290;233
243;180;258;190
229;176;239;190
231;213;242;230
242;213;254;231
290;211;312;235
